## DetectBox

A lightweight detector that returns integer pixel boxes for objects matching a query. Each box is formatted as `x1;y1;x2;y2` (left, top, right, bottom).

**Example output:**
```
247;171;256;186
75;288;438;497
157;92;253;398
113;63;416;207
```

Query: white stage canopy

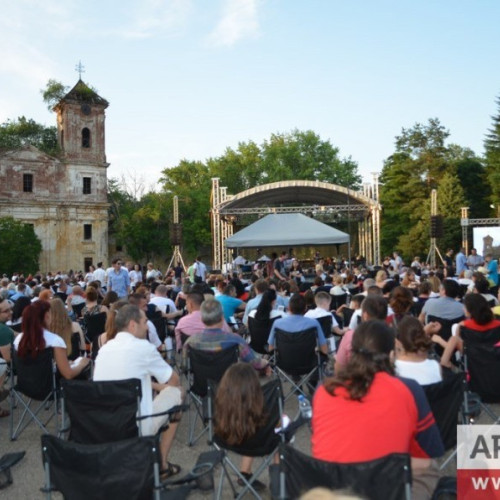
224;213;350;248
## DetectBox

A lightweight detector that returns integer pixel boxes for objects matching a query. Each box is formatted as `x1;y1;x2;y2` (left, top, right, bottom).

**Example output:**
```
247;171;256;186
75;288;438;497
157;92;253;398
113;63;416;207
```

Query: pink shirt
334;328;354;371
174;310;231;348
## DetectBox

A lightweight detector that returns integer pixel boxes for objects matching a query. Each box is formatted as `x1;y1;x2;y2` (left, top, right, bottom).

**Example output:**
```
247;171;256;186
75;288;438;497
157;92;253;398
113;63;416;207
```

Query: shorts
0;360;7;378
150;385;183;435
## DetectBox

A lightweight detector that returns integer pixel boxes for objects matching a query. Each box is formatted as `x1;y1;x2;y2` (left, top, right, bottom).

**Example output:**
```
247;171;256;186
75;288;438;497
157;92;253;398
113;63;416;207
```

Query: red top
462;318;500;332
312;372;443;462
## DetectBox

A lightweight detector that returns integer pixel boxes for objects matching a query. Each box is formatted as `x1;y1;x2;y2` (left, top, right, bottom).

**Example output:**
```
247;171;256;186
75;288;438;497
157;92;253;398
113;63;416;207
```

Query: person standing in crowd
467;248;484;271
193;256;207;284
455;247;468;276
107;258;130;299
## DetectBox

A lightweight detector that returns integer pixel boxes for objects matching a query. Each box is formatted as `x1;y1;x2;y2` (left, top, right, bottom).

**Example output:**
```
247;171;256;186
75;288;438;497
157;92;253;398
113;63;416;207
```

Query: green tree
379;118;485;259
161;160;212;256
0;117;59;156
484;95;500;209
437;172;466;251
0;217;42;275
41;79;69;110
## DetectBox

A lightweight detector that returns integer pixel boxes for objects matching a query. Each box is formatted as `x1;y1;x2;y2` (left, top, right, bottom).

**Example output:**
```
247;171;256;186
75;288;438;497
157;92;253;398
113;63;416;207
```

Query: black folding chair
41;433;164;500
248;316;278;355
461;324;500;422
427;315;464;358
423;372;464;470
185;345;239;446
60;378;143;443
273;327;323;401
71;302;86;320
330;293;348;311
213;379;284;499
83;311;107;344
270;444;412;500
9;348;62;440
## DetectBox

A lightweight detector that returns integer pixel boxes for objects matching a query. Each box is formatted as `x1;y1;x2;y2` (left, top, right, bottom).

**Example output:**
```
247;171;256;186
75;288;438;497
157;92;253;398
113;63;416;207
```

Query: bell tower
54;79;109;168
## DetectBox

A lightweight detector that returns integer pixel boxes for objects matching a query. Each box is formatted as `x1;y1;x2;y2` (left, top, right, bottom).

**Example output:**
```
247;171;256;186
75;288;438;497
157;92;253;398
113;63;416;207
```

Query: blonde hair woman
49;297;86;360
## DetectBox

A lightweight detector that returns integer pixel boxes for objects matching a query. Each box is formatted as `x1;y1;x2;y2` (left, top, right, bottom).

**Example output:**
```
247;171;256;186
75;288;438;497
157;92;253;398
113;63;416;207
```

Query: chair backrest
274;327;319;376
189;345;239;397
342;307;356;329
149;316;167;343
330;293;348;310
214;378;283;457
273;444;411;500
248;315;279;354
13;348;55;400
461;325;500;403
61;378;142;443
423;372;463;450
427;315;464;357
41;434;160;500
83;312;107;343
72;302;86;319
315;315;333;338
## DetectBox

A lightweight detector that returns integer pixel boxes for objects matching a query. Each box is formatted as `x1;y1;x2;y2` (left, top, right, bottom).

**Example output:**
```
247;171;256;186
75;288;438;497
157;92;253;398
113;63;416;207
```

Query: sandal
160;462;181;481
0;408;9;418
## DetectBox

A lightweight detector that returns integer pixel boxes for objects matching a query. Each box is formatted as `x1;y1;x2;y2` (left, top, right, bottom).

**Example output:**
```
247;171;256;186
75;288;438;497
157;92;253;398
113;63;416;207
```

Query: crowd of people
0;247;499;498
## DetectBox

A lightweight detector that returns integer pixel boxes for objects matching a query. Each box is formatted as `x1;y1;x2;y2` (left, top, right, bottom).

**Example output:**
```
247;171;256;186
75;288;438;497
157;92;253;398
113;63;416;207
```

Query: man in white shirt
93;305;183;478
92;262;106;288
304;292;346;349
149;285;182;321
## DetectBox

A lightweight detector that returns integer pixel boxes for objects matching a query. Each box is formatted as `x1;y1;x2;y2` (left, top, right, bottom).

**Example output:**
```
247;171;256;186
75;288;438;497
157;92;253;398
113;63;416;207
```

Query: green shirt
0;322;14;348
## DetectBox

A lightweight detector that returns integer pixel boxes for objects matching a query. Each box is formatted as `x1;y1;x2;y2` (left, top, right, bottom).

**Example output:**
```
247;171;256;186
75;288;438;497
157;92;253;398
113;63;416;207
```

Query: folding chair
60;378;143;443
83;311;107;343
0;451;25;491
423;372;464;470
9;348;62;440
185;345;239;446
427;315;464;358
41;433;164;500
273;327;322;401
461;324;500;422
330;293;348;311
213;379;284;500
248;316;279;355
270;443;411;500
315;315;337;354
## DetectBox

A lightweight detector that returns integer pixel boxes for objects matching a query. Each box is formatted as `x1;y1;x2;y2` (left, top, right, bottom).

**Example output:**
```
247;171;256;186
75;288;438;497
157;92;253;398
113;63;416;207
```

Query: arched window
82;128;91;148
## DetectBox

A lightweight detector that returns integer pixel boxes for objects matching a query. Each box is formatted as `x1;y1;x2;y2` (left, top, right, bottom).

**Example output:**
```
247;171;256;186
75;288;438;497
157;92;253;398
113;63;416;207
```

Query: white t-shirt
395;358;442;386
14;329;66;350
248;309;286;321
304;308;339;328
149;296;177;314
93;331;173;435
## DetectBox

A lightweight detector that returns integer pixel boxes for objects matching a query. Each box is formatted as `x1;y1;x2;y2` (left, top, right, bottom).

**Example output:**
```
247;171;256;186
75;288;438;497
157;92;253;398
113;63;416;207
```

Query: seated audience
440;294;500;368
14;301;90;379
312;320;444;500
395;316;442;385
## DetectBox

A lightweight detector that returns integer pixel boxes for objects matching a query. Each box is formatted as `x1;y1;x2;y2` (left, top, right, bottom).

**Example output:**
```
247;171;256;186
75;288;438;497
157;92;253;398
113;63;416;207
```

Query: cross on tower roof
75;60;85;79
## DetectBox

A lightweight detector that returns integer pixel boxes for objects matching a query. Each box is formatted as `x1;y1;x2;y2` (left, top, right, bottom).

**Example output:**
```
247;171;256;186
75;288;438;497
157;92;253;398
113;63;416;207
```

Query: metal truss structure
211;177;382;271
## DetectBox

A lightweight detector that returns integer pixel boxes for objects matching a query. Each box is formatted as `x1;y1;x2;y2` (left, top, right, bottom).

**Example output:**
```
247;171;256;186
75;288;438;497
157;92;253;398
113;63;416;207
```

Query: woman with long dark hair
214;363;269;492
14;301;89;379
248;289;285;322
440;293;500;368
312;320;443;499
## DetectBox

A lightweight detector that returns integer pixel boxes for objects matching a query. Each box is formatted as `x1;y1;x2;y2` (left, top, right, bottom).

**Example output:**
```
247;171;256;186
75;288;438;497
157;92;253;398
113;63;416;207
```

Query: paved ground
3;369;494;499
0;371;312;500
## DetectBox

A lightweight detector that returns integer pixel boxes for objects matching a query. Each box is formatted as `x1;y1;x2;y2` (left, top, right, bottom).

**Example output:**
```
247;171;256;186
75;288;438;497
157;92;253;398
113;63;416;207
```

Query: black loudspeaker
430;215;444;238
170;223;182;245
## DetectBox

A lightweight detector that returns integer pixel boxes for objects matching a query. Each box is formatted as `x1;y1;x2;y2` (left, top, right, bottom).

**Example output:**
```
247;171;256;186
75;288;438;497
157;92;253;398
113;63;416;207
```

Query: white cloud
120;0;193;39
208;0;261;47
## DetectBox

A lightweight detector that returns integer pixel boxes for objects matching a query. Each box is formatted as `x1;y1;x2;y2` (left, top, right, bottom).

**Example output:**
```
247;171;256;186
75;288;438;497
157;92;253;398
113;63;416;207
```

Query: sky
1;0;500;193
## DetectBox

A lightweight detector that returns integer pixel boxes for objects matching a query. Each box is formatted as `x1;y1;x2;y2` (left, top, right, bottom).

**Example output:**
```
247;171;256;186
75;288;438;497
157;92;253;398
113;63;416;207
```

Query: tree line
0;81;499;272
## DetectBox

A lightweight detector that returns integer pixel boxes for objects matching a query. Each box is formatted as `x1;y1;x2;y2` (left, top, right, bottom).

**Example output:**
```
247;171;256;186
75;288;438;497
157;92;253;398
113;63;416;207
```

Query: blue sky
1;0;499;191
